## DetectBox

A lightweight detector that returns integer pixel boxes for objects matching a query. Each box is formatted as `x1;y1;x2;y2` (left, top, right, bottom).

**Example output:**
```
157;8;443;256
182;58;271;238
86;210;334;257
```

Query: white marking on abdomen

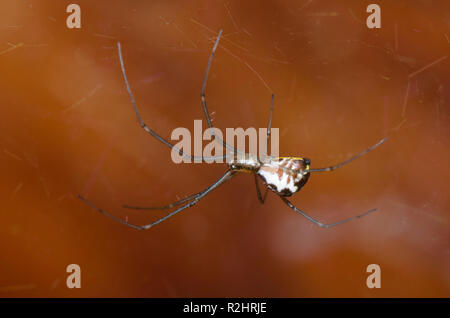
258;166;300;193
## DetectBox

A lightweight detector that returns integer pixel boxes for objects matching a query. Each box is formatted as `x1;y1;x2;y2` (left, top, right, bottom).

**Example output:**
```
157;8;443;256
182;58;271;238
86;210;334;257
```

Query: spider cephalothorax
228;153;261;172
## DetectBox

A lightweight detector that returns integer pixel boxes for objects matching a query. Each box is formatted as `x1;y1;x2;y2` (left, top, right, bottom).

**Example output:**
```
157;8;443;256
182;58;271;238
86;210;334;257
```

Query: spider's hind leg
279;196;377;228
308;138;387;173
254;174;269;204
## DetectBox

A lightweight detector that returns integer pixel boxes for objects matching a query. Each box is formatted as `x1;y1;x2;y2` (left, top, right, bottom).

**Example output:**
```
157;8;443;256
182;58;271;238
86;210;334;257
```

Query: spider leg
200;30;242;158
78;170;235;230
279;196;377;228
254;174;268;204
122;192;201;210
117;42;229;162
254;94;274;203
308;137;388;173
261;94;274;161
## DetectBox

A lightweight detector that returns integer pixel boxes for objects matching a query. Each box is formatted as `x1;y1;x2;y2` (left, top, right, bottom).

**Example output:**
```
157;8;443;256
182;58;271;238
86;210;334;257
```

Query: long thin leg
279;196;377;228
254;174;268;204
117;42;229;162
255;94;274;202
123;192;201;210
78;170;235;230
261;94;275;161
200;30;242;157
309;137;388;173
201;30;222;130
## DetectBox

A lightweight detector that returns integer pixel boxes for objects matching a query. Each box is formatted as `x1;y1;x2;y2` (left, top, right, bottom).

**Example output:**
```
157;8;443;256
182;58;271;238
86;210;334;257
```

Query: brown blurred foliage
0;0;449;297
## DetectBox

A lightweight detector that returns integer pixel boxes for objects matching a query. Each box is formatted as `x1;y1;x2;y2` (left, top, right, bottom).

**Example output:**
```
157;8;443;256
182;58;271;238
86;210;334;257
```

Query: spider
78;30;387;230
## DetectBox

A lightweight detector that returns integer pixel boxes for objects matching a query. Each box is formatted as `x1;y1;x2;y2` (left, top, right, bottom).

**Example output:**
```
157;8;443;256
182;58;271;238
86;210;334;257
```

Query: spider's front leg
79;170;235;230
123;192;201;211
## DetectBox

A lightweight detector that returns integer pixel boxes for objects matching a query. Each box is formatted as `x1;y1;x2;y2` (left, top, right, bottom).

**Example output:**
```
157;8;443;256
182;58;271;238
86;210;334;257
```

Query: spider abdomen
257;157;310;196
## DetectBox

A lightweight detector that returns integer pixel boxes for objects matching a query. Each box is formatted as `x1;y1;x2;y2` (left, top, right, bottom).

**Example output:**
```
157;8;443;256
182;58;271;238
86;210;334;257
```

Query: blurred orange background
0;0;449;297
